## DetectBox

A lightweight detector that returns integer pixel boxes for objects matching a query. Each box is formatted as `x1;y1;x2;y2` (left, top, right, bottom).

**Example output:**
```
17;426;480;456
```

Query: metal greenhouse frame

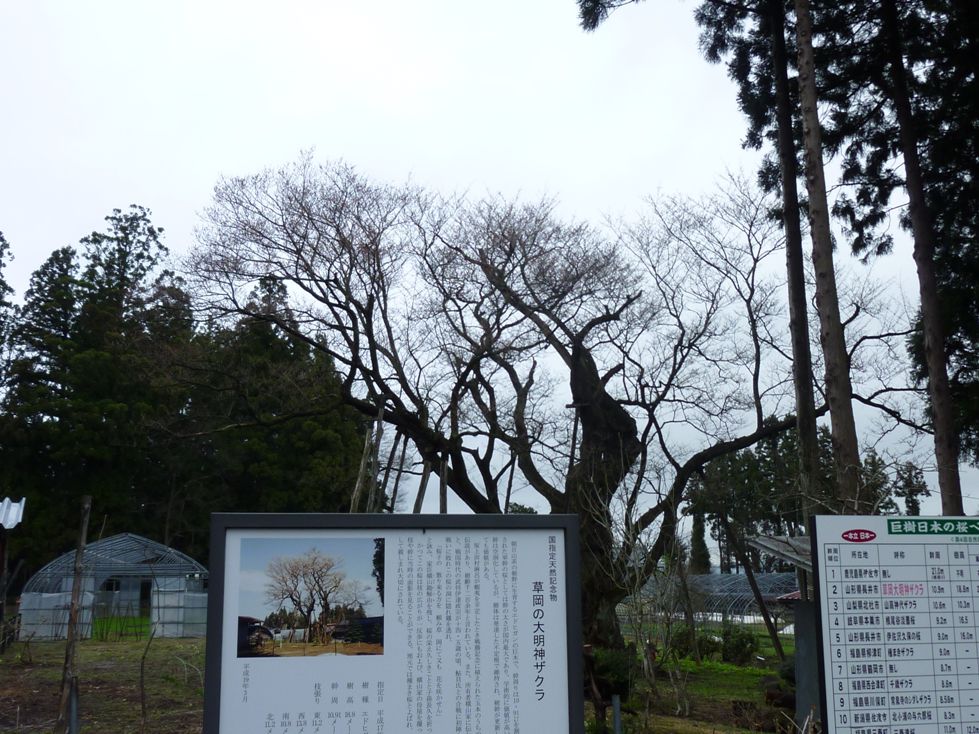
624;572;799;624
18;533;208;640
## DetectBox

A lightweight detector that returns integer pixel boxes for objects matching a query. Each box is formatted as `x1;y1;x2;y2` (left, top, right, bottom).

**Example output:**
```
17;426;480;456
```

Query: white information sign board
204;514;583;734
813;515;979;734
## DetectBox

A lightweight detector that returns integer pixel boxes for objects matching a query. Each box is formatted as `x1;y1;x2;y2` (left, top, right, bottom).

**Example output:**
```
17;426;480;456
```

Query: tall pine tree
2;211;367;581
816;0;969;510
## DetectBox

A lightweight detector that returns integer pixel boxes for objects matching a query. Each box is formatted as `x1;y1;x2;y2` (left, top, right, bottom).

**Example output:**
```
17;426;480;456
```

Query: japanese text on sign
815;515;979;734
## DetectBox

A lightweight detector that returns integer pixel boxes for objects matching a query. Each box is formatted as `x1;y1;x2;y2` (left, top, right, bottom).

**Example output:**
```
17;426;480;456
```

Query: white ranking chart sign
203;514;583;734
813;515;979;734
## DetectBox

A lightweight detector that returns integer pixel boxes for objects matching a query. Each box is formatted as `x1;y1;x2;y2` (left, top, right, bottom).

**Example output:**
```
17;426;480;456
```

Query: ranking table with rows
821;538;979;734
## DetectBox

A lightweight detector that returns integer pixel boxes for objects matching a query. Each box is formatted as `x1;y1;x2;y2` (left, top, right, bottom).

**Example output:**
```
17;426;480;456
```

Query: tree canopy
0;207;365;582
189;161;912;644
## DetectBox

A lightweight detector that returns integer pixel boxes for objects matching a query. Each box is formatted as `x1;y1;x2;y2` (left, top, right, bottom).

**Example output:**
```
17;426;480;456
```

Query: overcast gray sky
1;1;970;512
239;536;381;619
0;0;755;293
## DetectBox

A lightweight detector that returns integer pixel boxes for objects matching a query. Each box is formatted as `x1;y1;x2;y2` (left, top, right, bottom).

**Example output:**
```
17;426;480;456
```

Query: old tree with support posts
190;160;916;648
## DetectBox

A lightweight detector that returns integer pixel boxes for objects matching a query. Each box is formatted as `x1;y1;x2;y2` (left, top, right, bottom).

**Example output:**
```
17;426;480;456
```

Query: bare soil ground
0;637;204;733
0;638;785;733
270;639;384;657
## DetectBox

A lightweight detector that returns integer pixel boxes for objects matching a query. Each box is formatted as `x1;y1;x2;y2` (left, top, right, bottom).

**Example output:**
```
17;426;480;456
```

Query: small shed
18;533;207;640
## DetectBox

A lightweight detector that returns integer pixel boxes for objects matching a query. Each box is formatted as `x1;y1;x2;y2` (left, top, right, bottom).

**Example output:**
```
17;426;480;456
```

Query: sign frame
204;512;584;734
811;514;979;734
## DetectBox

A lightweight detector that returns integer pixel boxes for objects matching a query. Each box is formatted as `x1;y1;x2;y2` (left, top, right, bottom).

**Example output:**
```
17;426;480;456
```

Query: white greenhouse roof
23;533;207;594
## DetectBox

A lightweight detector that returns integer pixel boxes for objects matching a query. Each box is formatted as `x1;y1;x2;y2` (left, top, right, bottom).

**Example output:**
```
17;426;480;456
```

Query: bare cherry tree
191;158;913;647
264;548;346;633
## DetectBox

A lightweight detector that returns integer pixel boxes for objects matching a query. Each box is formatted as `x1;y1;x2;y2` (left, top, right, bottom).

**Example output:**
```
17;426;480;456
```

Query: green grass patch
595;655;792;734
679;658;774;700
609;658;792;733
92;615;152;640
636;716;767;733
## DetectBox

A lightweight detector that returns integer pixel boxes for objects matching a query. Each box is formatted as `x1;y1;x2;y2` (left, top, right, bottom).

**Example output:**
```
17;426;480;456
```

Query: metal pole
68;677;80;734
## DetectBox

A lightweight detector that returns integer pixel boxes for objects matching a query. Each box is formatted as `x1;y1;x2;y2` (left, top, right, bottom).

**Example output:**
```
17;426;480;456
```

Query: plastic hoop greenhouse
17;533;207;640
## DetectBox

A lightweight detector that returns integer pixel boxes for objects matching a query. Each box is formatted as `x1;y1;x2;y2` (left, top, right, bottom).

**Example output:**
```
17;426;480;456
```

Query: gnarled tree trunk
558;340;643;649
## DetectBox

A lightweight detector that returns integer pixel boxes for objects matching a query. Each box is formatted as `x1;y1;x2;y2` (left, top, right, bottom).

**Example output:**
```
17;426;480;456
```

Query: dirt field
0;637;780;733
270;639;384;657
0;638;205;734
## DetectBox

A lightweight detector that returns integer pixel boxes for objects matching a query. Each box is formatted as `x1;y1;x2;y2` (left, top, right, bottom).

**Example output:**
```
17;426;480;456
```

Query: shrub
664;625;696;659
719;620;758;666
666;625;722;661
696;631;723;660
592;646;638;698
777;653;796;686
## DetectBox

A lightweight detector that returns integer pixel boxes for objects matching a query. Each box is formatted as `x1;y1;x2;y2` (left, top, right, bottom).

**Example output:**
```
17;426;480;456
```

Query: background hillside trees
0;207;364;583
694;0;977;510
691;423;927;573
0;232;13;381
158;279;365;559
813;0;970;510
2;208;181;569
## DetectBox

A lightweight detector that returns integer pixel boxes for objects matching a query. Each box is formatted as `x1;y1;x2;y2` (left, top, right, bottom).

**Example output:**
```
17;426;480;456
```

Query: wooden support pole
721;514;785;663
55;495;92;734
438;456;447;514
388;437;408;512
412;460;432;514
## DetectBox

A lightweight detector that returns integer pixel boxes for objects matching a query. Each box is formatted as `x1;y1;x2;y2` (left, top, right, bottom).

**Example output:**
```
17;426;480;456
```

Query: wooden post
373;432;402;513
720;514;785;662
503;460;516;514
388;437;408;512
412;461;432;514
352;404;385;513
54;495;92;734
366;406;385;512
349;426;374;513
0;526;7;652
438;457;447;514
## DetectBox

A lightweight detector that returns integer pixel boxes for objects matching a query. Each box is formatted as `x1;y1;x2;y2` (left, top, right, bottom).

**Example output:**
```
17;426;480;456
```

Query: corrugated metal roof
0;497;26;530
747;534;813;573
